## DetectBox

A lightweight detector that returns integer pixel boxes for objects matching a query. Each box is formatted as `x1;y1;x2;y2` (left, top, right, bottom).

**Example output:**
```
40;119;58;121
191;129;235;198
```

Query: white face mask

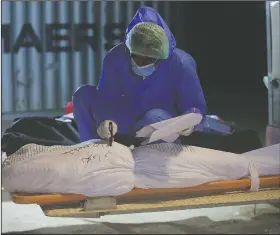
131;58;156;77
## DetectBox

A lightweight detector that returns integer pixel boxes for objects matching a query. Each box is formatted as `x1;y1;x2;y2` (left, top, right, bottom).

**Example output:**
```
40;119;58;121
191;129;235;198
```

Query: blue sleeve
96;52;135;134
95;53;121;125
174;54;207;118
98;53;118;95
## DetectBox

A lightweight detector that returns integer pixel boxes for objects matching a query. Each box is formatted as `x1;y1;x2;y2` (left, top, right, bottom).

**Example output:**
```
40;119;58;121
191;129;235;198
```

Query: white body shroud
2;140;279;196
244;143;280;176
133;143;280;189
2;140;135;197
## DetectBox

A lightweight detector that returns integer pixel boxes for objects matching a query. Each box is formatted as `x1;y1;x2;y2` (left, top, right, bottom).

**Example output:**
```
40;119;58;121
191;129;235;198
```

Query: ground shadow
4;212;280;234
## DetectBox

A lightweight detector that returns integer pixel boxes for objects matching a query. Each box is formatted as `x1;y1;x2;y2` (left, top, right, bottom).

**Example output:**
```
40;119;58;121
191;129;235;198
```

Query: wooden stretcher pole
10;176;280;206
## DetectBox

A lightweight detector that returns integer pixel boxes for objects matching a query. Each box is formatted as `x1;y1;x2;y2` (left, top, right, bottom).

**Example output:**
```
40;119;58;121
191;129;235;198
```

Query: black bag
1;117;80;156
1;116;140;156
181;129;263;154
2;116;262;156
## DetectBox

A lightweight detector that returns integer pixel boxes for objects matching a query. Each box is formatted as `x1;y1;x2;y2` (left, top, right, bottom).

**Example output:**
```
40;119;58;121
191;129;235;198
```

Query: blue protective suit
73;7;206;142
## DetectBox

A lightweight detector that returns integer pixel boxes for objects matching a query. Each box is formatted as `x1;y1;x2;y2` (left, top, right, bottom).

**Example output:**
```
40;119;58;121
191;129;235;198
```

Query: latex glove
97;120;118;140
179;126;194;137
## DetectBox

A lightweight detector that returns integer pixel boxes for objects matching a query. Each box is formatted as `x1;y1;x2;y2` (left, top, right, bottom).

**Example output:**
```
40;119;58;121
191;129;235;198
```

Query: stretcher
11;175;280;218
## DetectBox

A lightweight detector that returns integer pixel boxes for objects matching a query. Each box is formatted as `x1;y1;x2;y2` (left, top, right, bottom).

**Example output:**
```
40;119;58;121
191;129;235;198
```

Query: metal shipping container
1;0;170;119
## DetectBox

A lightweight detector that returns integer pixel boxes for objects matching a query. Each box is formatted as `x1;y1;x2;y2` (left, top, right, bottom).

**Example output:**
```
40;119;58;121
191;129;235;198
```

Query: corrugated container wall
2;1;170;118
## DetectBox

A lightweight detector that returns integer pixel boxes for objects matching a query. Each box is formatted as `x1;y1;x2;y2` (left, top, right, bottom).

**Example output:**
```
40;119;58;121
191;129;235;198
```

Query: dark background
1;1;269;141
169;1;268;138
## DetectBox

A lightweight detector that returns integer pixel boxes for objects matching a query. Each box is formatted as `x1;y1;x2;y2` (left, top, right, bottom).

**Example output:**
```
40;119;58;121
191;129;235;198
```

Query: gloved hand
179;126;194;137
97;120;118;140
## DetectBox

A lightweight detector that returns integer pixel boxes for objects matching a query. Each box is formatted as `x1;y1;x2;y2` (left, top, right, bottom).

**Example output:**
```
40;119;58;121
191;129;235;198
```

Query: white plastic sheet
3;141;279;195
136;113;202;144
243;144;280;176
2;140;135;197
133;143;253;189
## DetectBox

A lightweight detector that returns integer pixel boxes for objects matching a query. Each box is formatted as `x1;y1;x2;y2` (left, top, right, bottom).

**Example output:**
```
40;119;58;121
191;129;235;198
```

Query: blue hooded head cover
124;6;176;58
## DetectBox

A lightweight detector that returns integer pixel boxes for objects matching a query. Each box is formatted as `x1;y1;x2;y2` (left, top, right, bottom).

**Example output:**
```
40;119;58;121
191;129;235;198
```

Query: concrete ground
2;190;280;234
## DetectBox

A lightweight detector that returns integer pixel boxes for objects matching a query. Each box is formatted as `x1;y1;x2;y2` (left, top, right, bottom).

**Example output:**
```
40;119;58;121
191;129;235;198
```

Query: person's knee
72;85;97;105
143;109;173;122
